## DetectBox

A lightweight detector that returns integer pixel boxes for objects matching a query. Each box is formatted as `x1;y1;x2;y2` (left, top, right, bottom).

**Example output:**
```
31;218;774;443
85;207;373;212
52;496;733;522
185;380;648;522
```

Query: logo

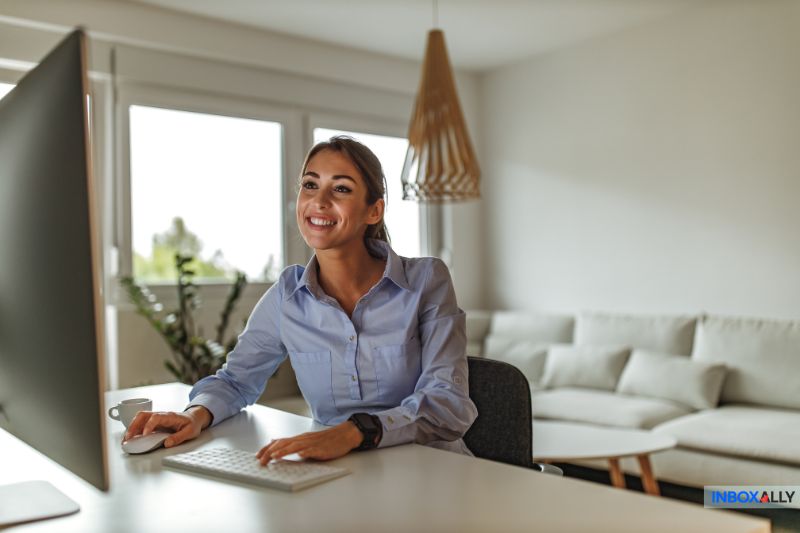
705;486;800;509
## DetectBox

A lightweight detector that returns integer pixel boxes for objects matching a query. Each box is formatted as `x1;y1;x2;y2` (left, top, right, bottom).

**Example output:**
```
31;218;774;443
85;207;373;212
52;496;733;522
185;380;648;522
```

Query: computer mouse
122;431;171;455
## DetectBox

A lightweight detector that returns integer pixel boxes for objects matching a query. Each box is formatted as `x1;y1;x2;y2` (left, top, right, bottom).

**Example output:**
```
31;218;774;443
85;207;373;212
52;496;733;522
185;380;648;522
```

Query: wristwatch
348;413;382;450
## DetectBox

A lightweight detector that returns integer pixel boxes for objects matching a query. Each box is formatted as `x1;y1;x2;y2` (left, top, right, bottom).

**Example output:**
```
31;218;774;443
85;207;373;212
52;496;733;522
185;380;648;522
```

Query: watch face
352;413;377;431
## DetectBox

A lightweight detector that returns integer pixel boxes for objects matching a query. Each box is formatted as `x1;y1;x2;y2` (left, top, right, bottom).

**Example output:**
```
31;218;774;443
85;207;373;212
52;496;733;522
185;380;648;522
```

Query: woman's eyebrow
303;171;356;183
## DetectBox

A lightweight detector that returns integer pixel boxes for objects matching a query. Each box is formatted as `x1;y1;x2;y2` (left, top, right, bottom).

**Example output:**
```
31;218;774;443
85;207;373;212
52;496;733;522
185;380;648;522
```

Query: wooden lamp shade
401;29;480;202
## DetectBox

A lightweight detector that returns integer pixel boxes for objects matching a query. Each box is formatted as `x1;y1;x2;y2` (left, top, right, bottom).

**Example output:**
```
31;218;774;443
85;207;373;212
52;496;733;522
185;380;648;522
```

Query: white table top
0;383;769;533
533;420;678;461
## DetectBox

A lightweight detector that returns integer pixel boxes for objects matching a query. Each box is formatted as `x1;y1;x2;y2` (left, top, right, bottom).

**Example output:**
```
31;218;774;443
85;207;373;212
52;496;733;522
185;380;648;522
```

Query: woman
125;136;477;462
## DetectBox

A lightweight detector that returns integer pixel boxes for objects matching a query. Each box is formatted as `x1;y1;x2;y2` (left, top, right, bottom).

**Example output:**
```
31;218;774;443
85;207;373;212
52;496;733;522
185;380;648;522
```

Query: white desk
0;383;769;533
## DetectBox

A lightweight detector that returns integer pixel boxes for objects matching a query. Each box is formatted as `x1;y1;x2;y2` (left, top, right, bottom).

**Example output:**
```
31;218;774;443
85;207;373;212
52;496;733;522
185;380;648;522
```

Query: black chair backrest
463;356;533;469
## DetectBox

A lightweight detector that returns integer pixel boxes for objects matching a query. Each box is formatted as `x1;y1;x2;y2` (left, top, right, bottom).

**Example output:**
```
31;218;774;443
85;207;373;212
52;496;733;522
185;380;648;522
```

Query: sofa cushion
654;405;800;466
481;312;574;383
465;310;493;356
692;315;800;410
488;311;575;343
541;344;630;391
575;312;697;355
484;340;548;383
617;349;727;410
532;387;691;429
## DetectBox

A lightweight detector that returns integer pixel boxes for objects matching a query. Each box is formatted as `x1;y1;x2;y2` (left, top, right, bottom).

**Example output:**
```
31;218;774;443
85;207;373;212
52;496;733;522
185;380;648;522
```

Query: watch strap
349;413;382;450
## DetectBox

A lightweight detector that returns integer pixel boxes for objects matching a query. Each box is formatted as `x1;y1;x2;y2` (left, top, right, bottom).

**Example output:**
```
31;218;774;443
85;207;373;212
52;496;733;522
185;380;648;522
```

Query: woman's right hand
124;406;211;448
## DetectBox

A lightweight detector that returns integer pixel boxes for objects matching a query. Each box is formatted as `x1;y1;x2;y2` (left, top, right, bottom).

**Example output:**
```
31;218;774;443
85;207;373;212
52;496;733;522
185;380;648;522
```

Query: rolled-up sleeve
187;281;287;427
375;259;478;448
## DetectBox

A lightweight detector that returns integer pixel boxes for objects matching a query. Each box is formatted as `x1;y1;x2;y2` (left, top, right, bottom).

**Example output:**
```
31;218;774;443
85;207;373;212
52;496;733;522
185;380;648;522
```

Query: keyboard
162;447;350;492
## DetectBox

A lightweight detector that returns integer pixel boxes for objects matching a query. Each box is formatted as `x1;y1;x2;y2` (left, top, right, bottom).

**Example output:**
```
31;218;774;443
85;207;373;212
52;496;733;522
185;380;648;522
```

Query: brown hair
300;136;390;254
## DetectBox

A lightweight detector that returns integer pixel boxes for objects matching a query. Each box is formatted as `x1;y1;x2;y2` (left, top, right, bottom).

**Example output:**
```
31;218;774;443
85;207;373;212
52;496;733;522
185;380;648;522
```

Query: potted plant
120;253;247;384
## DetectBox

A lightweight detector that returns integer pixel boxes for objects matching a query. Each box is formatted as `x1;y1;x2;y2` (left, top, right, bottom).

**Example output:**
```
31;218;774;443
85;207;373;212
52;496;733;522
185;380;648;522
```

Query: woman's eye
302;181;317;190
334;185;351;193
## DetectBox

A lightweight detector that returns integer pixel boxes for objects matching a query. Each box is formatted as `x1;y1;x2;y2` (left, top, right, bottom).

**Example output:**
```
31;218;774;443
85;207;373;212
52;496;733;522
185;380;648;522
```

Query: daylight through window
130;105;283;283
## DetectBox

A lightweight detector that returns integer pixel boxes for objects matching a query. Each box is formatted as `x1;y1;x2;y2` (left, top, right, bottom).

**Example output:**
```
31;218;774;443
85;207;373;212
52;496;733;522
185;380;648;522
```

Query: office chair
464;356;562;475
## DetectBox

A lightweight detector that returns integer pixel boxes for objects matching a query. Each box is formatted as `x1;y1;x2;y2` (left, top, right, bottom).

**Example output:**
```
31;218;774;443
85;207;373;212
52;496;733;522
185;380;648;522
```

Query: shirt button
351;375;357;382
348;335;355;342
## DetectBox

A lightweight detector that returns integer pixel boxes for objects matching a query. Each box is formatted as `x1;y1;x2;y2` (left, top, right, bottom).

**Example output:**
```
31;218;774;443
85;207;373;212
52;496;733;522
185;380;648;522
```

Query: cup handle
108;406;120;421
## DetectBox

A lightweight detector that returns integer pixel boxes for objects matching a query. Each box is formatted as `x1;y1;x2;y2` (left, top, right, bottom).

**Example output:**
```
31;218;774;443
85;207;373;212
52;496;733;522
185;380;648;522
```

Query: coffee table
532;420;677;496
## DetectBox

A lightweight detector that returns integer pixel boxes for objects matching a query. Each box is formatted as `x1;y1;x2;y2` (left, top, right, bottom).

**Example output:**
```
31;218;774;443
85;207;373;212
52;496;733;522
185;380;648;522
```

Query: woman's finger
256;441;275;459
142;412;183;436
124;411;153;441
297;446;320;459
164;424;193;448
268;435;315;455
269;439;311;460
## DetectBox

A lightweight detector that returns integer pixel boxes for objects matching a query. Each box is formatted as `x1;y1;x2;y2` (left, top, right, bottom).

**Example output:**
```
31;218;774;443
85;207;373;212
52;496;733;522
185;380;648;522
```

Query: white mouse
122;431;171;455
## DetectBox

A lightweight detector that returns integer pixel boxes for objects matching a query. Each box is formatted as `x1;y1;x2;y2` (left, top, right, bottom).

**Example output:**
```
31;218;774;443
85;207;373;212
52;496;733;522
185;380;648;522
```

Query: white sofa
466;310;800;488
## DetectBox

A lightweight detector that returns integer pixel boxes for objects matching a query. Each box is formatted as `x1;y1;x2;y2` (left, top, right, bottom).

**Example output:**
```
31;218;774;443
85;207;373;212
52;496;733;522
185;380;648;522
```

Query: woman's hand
124;406;211;448
256;421;364;463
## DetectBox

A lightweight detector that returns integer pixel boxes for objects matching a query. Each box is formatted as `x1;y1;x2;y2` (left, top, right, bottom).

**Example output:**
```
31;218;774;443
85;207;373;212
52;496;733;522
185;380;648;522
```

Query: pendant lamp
401;17;480;202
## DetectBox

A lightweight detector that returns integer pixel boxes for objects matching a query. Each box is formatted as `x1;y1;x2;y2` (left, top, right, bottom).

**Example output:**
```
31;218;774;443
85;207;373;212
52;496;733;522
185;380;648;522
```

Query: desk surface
1;383;769;533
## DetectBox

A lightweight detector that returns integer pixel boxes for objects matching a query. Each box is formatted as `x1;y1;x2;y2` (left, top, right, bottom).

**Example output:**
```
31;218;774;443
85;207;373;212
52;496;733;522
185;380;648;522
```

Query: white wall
0;1;484;388
481;0;800;319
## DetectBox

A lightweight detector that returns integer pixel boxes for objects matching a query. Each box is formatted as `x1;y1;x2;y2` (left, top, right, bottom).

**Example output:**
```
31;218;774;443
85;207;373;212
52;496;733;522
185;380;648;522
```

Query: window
313;128;421;258
0;83;14;99
129;105;283;283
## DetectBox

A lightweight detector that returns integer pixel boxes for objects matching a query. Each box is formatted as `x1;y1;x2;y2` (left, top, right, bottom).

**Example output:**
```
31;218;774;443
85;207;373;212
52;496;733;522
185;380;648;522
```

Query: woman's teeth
310;217;336;227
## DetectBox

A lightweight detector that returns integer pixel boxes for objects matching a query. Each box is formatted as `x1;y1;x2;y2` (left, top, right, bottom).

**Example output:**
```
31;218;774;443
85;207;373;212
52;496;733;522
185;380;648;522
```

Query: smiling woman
313;128;420;258
297;138;387;261
125;135;477;464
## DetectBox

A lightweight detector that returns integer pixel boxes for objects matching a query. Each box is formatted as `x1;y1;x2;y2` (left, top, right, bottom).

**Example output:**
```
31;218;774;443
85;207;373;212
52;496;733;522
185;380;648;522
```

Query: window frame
115;83;304;302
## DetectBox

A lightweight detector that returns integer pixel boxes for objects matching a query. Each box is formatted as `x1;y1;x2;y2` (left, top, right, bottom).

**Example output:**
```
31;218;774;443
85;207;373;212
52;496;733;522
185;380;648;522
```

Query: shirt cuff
185;392;232;428
375;408;418;448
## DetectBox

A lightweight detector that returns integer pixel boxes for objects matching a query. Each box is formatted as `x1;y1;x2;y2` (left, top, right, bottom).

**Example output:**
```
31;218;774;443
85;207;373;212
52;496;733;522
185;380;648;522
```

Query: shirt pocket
288;350;337;421
373;341;422;406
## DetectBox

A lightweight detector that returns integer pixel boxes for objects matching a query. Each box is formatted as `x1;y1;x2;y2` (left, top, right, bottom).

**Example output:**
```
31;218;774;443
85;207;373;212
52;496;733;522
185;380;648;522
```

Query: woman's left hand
256;421;364;463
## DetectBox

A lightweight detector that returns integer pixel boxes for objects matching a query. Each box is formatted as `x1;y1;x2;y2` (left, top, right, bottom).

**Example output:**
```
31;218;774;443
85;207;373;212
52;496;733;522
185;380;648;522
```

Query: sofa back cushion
617;349;727;410
692;315;800;410
480;312;574;383
575;312;698;355
541;344;630;391
465;310;493;356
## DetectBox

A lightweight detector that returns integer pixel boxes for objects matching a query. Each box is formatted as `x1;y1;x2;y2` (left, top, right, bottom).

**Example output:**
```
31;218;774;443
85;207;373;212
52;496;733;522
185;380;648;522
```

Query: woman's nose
314;187;333;207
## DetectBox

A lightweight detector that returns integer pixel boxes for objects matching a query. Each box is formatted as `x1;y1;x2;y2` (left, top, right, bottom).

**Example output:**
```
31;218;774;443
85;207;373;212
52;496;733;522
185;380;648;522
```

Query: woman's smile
306;215;338;229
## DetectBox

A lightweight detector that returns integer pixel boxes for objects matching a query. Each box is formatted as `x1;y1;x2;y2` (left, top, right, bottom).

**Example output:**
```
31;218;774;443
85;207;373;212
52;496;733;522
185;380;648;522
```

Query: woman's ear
366;198;384;225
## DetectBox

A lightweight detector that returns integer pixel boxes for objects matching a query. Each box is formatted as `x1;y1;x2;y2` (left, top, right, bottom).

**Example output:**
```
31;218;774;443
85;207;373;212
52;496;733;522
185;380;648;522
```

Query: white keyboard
162;447;350;492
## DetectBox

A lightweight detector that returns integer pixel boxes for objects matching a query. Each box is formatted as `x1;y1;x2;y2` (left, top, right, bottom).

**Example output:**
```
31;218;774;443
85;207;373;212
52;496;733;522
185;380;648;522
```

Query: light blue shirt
188;240;477;453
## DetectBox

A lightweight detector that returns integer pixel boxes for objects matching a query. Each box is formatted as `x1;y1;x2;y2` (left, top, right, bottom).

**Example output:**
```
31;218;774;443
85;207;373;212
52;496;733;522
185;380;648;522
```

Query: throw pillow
616;349;727;410
540;344;630;391
483;337;548;384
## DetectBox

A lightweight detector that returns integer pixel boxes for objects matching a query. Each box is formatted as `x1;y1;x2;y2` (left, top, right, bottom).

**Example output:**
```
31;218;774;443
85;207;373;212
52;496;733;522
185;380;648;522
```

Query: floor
557;463;800;533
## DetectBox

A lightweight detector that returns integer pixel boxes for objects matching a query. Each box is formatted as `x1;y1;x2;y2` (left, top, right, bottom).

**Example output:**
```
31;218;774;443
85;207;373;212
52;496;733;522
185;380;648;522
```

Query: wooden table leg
637;454;660;496
608;458;625;489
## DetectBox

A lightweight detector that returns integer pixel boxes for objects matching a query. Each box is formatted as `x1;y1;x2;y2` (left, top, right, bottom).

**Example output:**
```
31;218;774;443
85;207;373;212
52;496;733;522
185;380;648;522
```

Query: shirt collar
370;239;412;292
286;240;411;301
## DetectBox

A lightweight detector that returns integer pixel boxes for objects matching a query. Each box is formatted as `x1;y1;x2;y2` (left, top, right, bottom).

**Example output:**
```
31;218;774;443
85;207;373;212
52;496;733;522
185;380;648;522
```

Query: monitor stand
0;481;80;526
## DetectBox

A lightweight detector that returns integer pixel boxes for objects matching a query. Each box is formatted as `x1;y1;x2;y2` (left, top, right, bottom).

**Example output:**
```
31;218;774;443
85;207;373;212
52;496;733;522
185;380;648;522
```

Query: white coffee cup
108;398;152;428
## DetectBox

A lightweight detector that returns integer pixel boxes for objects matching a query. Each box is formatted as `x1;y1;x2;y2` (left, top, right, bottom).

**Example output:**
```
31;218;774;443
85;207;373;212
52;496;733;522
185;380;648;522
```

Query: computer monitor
0;28;108;523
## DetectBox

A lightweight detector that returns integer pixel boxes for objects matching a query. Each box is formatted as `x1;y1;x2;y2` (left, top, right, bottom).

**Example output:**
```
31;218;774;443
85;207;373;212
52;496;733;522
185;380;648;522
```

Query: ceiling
124;0;707;72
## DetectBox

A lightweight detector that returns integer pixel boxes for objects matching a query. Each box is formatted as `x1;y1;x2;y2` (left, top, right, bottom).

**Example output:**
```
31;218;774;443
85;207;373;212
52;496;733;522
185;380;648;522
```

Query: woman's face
296;149;383;253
